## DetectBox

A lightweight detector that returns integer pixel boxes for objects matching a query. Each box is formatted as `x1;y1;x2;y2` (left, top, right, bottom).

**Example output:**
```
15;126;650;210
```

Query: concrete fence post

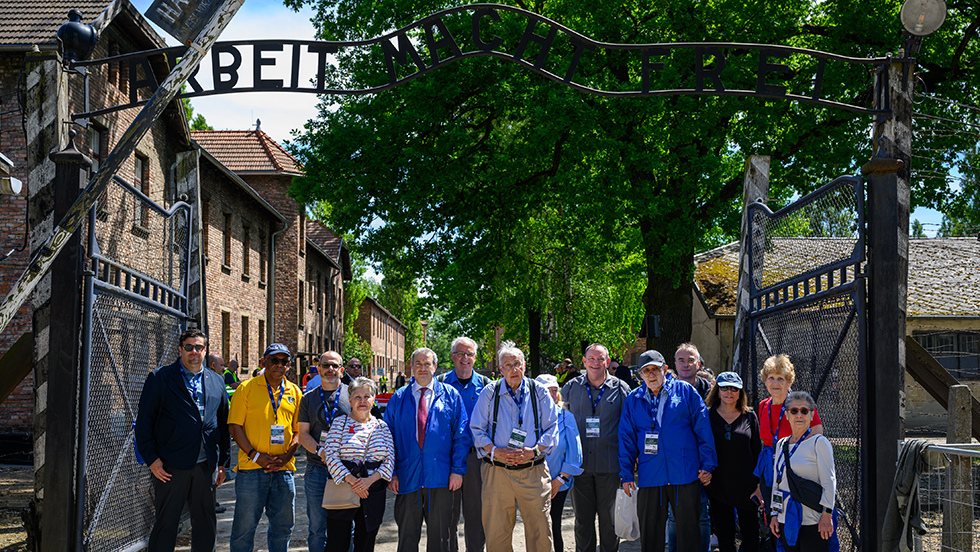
942;385;972;552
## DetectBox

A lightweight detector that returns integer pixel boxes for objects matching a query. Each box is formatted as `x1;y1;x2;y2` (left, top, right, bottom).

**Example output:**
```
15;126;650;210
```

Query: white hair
411;347;437;366
451;336;478;354
497;340;525;365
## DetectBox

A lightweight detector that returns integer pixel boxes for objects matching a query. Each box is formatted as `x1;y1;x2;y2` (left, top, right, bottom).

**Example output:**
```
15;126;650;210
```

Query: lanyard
587;384;606;415
768;400;786;445
645;385;667;431
507;379;526;426
267;380;285;423
320;387;341;424
775;428;812;484
181;369;203;412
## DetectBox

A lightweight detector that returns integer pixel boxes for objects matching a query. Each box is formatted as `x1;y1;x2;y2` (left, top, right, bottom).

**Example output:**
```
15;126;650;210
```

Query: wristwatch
823;507;833;514
557;474;570;483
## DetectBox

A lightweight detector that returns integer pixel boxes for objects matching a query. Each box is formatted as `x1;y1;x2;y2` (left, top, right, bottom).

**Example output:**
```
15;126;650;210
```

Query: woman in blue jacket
619;350;717;552
536;374;584;552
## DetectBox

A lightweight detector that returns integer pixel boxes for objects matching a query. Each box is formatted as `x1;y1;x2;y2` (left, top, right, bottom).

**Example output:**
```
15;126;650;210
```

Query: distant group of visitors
135;329;837;552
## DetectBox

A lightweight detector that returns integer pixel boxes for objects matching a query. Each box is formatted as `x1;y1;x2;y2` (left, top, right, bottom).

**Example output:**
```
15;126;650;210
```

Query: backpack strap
491;380;501;442
491;378;542;443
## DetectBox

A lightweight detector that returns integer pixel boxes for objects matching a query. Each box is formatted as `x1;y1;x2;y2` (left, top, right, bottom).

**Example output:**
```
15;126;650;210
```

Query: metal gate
742;175;867;552
76;174;192;552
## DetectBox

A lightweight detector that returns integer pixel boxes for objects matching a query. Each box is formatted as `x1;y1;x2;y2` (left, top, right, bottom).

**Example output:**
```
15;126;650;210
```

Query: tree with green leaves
285;0;979;362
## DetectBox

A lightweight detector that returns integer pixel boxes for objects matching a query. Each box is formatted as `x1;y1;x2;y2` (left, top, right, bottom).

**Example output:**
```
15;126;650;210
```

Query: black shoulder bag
782;436;831;513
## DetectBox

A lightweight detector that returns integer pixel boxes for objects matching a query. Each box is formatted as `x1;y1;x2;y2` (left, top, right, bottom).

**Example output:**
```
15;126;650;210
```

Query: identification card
318;430;329;448
772;491;786;514
198;405;205;419
586;417;600;438
270;424;285;445
644;432;659;455
508;428;528;448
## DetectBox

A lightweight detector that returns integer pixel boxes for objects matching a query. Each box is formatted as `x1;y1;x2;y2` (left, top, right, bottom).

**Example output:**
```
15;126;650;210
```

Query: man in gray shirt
297;351;351;552
561;343;631;552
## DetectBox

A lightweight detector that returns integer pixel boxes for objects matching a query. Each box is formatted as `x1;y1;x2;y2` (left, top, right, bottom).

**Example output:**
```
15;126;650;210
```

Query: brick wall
354;299;407;382
301;244;344;357
200;160;276;372
0;52;34;434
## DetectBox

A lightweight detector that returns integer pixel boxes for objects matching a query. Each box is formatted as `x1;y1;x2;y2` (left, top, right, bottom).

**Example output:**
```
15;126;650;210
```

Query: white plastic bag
614;488;640;541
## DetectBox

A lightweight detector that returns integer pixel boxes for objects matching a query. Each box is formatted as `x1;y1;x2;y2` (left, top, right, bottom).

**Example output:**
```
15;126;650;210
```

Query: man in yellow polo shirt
228;343;302;552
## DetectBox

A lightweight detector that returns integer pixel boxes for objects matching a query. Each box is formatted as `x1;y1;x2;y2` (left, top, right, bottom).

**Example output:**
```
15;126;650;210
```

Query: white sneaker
710;534;719;550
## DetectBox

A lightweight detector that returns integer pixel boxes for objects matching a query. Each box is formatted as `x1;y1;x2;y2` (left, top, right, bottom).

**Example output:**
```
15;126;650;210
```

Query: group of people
136;330;837;552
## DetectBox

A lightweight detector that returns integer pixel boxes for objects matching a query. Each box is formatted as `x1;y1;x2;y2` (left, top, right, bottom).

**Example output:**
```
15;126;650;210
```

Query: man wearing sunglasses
135;328;231;552
228;343;303;552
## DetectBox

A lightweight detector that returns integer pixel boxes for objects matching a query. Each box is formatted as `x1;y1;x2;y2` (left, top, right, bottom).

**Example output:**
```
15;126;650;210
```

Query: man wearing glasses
228;343;303;552
561;343;631;552
136;328;230;552
470;341;560;552
297;351;350;552
384;347;469;552
438;337;490;552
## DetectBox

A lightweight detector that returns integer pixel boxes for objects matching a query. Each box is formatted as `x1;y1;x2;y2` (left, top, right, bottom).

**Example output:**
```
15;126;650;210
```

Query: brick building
354;296;407;384
192;128;351;379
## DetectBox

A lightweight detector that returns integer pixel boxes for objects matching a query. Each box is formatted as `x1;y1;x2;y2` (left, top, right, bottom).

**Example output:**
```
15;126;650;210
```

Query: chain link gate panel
742;176;867;552
78;174;192;552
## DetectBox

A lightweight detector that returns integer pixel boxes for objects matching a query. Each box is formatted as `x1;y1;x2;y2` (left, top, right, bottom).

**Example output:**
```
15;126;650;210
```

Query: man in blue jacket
619;349;717;552
384;347;469;552
136;328;230;552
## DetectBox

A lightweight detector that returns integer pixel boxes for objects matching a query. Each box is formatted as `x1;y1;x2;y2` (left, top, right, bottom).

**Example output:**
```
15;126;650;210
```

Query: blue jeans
230;469;296;552
668;492;710;552
305;463;329;552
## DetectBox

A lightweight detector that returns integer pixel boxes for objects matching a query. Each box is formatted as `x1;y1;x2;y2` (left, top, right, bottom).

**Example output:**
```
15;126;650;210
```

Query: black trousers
637;482;701;552
551;489;569;552
326;505;380;552
780;524;829;552
394;487;456;552
148;461;217;552
708;498;758;552
570;472;620;552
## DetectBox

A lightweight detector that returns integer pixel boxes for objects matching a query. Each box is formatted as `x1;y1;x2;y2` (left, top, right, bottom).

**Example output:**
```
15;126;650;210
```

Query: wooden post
863;53;912;552
731;155;769;403
942;385;972;552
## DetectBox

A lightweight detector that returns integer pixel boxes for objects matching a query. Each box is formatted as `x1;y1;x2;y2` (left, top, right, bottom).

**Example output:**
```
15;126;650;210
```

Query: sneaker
215;502;227;513
710;534;718;550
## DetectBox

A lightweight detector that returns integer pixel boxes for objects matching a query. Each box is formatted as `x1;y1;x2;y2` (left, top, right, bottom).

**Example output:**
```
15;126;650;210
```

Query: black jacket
136;360;231;470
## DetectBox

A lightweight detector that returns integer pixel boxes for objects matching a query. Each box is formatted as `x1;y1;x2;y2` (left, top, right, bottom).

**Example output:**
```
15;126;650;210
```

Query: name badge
644;432;659;455
586;417;600;438
508;428;528;448
198;404;205;419
318;430;329;448
270;424;285;445
772;491;787;514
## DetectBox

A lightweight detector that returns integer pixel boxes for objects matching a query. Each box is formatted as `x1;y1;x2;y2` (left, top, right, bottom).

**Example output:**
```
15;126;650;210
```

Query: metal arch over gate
740;175;867;552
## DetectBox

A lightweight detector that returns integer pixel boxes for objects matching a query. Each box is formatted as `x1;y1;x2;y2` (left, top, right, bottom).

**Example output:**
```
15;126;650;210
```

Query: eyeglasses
267;357;291;366
182;344;206;352
719;386;740;393
452;351;476;358
501;362;523;372
639;366;662;376
320;362;342;370
788;407;811;416
349;364;362;369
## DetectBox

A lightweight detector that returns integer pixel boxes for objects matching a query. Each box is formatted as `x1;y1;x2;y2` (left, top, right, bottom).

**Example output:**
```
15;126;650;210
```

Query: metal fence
742;175;867;552
918;443;980;552
78;174;191;552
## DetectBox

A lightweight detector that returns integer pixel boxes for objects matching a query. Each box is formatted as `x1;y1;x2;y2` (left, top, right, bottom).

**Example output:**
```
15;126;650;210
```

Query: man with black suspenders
470;341;560;552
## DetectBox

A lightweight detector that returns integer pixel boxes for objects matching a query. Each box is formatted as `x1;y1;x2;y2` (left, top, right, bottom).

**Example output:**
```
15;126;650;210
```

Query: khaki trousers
481;461;552;552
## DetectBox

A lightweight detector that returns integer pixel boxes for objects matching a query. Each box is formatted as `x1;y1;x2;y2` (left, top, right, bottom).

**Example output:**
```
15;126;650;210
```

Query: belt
483;455;546;470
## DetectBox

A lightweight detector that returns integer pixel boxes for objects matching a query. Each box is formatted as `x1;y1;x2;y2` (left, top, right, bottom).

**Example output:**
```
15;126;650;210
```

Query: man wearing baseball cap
228;343;304;552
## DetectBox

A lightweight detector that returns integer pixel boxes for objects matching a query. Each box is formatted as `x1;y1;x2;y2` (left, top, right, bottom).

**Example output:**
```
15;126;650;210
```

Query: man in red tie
383;347;470;552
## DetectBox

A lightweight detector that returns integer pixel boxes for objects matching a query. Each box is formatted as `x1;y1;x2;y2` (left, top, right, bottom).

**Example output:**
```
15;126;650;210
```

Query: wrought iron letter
129;56;159;105
471;8;503;52
424;18;462;66
695;47;725;92
167;48;204;93
308;42;339;91
513;18;559;69
756;49;790;96
254;43;284;89
381;33;427;83
564;35;595;82
641;48;668;93
212;43;242;90
290;42;301;88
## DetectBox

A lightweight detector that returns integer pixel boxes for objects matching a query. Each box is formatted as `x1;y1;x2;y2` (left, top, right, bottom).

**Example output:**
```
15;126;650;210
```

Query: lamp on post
0;152;21;195
56;9;98;64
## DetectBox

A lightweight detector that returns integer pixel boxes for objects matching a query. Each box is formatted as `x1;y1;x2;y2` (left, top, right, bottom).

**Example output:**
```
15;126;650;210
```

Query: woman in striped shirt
320;377;395;552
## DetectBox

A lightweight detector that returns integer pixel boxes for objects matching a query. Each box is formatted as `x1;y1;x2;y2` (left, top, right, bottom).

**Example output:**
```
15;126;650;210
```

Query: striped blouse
323;415;395;483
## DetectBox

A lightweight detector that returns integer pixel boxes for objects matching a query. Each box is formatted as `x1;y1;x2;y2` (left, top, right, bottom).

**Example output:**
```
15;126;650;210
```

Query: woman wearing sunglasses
769;392;835;552
704;372;762;552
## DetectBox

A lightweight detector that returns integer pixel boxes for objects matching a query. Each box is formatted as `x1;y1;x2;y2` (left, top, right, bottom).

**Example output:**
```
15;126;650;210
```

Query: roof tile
0;1;111;46
191;129;303;175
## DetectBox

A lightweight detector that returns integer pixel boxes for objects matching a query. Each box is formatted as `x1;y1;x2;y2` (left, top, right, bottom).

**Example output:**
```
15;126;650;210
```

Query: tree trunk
639;215;695;355
528;308;541;377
